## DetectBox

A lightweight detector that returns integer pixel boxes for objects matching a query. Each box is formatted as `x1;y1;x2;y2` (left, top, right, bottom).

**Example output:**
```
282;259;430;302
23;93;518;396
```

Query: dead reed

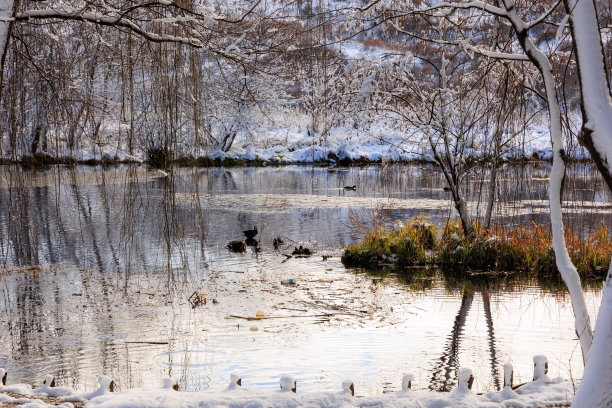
342;217;611;279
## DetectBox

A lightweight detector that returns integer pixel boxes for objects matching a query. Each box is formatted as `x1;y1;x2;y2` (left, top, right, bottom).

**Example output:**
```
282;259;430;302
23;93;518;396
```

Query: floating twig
188;291;206;308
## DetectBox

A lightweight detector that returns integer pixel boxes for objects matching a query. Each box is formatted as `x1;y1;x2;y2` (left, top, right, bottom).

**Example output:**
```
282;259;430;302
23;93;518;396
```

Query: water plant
342;217;612;279
342;217;438;267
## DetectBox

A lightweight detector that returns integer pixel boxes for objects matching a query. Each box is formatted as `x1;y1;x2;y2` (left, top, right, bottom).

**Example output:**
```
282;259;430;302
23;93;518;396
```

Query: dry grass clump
342;216;438;267
343;217;612;279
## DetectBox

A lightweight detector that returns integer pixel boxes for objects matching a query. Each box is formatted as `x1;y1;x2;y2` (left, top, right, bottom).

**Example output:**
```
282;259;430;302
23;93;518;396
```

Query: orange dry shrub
343;216;611;278
565;221;612;277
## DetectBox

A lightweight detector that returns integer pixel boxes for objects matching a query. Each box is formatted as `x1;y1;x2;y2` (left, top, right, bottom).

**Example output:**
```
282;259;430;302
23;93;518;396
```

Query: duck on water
244;227;258;240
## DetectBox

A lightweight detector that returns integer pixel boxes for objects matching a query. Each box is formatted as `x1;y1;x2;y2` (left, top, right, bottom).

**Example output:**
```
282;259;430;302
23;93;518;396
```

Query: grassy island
342;217;612;279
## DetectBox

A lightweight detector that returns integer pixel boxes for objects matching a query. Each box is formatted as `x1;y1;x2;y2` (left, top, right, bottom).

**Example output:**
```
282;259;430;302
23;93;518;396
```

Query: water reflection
0;164;608;395
428;291;501;392
430;290;475;392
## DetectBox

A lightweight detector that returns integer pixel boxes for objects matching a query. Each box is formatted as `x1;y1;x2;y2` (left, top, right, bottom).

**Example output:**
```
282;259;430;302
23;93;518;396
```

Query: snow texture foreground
0;367;577;408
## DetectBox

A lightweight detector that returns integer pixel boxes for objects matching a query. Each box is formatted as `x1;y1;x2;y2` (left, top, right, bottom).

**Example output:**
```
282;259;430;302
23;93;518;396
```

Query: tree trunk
452;185;474;237
561;0;612;405
502;0;594;364
0;0;16;98
430;135;474;237
484;138;499;230
30;125;41;155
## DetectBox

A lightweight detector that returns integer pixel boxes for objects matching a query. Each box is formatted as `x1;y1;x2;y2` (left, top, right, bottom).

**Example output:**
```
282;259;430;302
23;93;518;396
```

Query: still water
0;164;609;396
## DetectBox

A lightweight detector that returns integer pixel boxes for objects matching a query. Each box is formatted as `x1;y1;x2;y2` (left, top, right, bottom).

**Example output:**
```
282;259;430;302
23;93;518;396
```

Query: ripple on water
0;165;607;395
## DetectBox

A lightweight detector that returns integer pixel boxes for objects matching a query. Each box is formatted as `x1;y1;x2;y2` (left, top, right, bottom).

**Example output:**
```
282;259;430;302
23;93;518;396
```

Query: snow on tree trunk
536;51;593;366
563;0;612;191
502;0;594;364
0;1;10;49
573;265;612;407
561;0;612;405
0;0;14;92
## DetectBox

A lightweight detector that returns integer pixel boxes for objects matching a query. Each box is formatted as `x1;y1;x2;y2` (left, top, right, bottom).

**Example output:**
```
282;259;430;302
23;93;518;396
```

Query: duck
344;185;357;191
245;238;259;247
226;240;246;253
273;236;284;249
244;226;258;240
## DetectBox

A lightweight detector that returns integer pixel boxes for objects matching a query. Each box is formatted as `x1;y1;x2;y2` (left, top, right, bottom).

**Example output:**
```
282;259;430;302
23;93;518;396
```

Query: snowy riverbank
3;113;580;166
0;364;576;408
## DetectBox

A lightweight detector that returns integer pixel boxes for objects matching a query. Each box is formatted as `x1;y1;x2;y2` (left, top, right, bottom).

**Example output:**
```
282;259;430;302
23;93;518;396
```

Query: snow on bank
14;113;563;165
0;393;74;408
201;119;563;165
0;364;576;408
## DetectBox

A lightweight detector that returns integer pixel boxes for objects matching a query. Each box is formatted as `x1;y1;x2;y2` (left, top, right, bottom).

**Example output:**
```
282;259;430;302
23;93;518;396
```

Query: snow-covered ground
64;115;560;165
0;364;576;408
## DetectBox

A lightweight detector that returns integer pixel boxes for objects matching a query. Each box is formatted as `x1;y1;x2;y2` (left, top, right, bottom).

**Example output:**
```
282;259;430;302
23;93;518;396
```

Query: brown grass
343;217;612;279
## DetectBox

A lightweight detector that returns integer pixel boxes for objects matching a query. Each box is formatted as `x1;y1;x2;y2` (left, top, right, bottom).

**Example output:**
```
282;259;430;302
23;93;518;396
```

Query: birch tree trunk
561;0;612;405
0;0;15;96
499;0;594;364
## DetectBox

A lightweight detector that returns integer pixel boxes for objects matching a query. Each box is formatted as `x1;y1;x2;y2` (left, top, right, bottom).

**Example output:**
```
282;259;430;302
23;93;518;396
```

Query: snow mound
0;368;578;408
33;375;74;397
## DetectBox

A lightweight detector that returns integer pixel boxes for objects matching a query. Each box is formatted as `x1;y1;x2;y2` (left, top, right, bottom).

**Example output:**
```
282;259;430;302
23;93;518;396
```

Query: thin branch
525;0;563;29
389;20;529;61
15;9;202;47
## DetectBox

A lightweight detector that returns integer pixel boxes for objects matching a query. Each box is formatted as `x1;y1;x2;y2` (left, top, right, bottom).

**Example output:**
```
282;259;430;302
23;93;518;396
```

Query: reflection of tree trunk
7;170;37;265
482;292;500;390
69;171;103;273
52;189;80;267
15;272;43;356
192;170;209;270
97;172;121;271
34;185;57;264
430;290;474;391
70;171;116;372
155;172;185;286
120;165;141;289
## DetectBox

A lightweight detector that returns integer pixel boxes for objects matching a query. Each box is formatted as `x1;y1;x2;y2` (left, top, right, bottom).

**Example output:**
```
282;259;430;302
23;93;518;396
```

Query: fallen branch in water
227;313;337;320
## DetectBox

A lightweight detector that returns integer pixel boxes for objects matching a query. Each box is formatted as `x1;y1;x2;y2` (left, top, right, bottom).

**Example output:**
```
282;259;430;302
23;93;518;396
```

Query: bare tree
348;0;594;362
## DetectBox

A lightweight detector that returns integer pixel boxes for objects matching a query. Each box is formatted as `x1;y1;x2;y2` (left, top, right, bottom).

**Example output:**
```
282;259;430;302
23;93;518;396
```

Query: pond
0;163;609;396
